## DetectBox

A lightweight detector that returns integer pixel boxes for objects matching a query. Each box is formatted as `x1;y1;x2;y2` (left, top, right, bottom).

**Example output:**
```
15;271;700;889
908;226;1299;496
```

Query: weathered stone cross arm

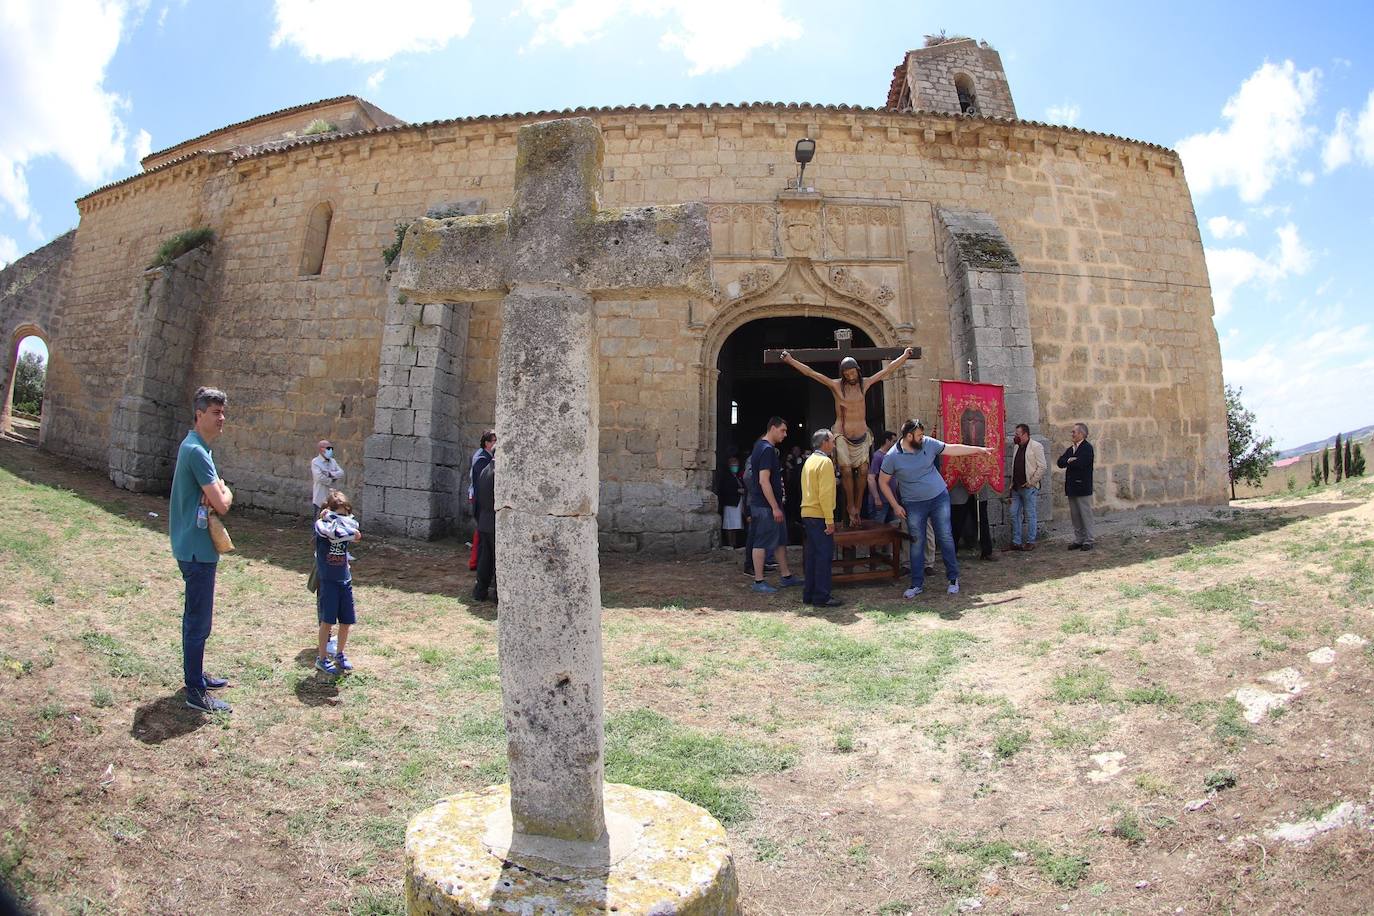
393;119;712;304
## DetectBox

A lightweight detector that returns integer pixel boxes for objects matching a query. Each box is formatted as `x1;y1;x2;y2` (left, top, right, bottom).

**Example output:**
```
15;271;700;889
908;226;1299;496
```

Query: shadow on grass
131;693;211;744
294;675;340;708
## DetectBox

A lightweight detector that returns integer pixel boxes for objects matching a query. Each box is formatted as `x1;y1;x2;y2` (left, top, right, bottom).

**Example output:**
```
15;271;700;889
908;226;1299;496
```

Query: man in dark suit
1057;422;1095;551
472;458;497;601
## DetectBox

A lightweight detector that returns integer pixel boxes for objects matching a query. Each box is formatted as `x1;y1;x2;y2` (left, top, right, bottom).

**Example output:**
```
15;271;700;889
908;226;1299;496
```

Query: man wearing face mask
311;439;344;515
716;452;745;549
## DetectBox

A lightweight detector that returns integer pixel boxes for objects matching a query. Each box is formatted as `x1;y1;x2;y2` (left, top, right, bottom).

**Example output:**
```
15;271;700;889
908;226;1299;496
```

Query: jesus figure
780;346;915;526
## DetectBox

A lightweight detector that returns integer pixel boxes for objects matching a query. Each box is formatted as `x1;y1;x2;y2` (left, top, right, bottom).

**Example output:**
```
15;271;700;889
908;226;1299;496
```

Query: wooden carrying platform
830;521;907;584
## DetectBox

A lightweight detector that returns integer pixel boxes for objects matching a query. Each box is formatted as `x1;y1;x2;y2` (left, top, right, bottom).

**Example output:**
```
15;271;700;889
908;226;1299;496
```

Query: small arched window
954;73;978;114
299;201;333;276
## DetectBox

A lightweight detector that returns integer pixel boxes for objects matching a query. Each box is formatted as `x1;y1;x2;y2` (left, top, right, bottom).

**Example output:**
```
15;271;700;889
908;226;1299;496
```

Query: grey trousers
1068;495;1095;546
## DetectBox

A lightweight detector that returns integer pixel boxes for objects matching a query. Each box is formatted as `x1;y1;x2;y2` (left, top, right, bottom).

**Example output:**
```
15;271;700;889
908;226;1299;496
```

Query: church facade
0;38;1228;552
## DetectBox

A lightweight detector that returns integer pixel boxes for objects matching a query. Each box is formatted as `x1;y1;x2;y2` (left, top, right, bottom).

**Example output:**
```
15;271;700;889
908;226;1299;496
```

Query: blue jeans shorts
317;579;357;625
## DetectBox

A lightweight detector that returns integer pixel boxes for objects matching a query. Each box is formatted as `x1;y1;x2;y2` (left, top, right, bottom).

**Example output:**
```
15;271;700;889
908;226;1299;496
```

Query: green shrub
382;221;411;266
303;119;338;136
148;228;213;269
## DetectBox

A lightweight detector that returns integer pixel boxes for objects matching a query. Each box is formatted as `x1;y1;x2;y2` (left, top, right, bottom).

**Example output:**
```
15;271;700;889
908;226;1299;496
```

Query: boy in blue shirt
169;387;234;714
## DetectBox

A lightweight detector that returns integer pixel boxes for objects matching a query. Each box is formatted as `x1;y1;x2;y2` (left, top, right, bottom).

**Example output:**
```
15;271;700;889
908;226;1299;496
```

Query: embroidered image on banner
940;380;1006;493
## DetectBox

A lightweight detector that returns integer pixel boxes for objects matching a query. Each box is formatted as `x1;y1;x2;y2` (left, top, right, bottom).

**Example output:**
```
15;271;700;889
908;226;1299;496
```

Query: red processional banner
939;380;1006;494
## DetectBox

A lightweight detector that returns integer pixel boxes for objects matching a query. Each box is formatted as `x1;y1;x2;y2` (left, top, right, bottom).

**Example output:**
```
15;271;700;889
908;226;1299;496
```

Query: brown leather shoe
1001;544;1023;552
1023;542;1036;551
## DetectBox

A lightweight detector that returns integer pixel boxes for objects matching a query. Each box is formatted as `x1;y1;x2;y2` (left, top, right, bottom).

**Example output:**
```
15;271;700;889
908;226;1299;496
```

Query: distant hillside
1278;424;1374;460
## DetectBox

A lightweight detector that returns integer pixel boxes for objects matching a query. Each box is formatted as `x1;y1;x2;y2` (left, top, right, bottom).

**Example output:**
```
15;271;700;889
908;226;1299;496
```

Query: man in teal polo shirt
170;387;235;713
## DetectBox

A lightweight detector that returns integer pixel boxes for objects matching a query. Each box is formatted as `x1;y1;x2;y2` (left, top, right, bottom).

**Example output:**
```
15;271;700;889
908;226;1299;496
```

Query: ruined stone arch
1;322;51;437
695;260;906;467
299;200;334;276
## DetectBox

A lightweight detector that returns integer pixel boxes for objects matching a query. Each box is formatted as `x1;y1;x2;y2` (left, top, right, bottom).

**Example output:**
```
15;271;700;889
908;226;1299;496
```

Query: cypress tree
1335;432;1344;482
1311;457;1322;487
1322;446;1330;484
1353;443;1367;477
1345;436;1355;477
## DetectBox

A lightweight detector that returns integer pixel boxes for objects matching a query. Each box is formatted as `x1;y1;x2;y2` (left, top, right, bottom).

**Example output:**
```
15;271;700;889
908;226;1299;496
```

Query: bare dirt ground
0;435;1371;915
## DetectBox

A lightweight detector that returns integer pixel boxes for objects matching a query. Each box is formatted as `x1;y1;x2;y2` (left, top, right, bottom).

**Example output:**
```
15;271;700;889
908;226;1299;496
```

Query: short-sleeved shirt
169;430;219;563
748;438;782;509
880;436;948;503
315;533;352;584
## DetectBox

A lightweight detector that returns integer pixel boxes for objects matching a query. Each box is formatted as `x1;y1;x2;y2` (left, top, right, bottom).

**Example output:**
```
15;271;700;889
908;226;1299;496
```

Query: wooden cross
762;327;920;365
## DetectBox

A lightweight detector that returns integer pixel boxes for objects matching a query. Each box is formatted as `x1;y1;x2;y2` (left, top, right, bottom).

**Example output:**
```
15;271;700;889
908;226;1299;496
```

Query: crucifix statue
765;329;919;526
394;118;740;912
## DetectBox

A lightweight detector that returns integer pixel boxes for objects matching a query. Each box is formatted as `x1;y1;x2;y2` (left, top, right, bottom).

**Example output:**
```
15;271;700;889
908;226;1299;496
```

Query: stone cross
394;118;712;843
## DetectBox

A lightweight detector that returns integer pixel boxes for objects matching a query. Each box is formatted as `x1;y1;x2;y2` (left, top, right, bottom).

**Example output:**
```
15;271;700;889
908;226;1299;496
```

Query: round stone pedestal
405;783;741;915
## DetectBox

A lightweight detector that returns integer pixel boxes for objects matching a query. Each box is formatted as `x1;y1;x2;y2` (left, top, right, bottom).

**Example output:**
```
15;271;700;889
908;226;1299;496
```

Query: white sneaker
947;581;960;595
903;586;923;599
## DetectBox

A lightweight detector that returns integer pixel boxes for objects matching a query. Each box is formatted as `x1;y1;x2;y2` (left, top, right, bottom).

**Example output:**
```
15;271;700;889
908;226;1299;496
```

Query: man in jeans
800;429;842;608
169;387;235;713
878;419;993;598
1005;423;1046;551
748;416;801;593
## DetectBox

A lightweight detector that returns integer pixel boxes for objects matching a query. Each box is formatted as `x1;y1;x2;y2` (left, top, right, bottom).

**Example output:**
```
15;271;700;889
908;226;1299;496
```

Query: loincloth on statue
833;429;873;469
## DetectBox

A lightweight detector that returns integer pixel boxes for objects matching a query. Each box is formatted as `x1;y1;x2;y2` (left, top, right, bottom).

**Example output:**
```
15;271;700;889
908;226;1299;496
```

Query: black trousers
474;531;497;598
950;499;992;558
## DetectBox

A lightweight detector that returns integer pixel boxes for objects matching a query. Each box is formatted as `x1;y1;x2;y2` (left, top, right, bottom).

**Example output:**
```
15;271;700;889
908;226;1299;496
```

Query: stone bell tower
887;36;1017;119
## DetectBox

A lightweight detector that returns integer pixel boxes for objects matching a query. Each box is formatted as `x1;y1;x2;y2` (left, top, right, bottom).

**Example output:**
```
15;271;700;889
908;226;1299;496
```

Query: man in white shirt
310;439;344;514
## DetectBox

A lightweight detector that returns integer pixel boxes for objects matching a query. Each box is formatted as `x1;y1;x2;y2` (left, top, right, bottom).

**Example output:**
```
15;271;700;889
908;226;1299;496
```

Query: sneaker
201;673;229;690
1024;542;1037;551
947;581;960;595
764;562;779;572
1080;543;1094;551
315;656;341;675
816;597;844;608
1002;544;1023;552
185;689;232;714
751;580;778;594
1068;543;1082;551
777;575;802;588
903;586;923;599
333;652;353;672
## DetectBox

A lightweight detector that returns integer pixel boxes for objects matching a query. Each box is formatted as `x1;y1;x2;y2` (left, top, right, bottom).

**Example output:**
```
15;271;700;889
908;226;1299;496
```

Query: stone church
0;37;1227;552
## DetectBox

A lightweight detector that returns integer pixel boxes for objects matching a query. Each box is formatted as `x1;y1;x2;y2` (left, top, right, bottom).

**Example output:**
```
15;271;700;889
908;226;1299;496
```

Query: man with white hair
310;439;344;514
1057;422;1096;551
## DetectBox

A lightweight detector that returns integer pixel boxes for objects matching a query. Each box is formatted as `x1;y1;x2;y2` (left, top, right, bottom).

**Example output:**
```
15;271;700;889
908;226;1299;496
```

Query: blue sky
2;0;1371;449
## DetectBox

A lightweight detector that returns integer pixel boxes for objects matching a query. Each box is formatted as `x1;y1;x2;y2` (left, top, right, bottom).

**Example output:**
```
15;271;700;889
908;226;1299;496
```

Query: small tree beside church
1350;442;1367;477
1334;432;1344;482
1322;446;1330;484
1224;385;1275;499
11;350;46;415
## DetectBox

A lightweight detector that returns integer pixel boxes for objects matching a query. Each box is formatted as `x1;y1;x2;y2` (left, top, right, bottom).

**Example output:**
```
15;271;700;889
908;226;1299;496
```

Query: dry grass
1;438;1372;914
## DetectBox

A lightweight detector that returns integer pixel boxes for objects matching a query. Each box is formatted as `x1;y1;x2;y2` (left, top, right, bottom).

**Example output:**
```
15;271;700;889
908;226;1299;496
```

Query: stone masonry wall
48;104;1227;548
1;230;73;438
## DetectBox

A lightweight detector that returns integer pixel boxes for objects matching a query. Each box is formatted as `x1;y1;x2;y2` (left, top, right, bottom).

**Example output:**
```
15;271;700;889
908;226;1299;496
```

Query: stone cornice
75;103;1184;210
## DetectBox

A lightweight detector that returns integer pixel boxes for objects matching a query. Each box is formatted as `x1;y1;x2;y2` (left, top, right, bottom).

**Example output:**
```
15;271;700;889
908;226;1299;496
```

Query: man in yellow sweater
801;428;843;608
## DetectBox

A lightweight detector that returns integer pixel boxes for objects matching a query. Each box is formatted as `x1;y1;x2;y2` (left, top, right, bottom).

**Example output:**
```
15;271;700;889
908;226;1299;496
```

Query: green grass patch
1059;613;1093;635
1111;808;1146;844
631;646;685;669
1122;684;1177;706
148;227;213;269
1049;666;1114;704
1213;699;1252;744
778;624;979;708
1187;585;1249;613
992;728;1030;759
604;708;796;825
923;837;1091;895
1203;768;1238;792
1173;546;1239;571
78;629;152;678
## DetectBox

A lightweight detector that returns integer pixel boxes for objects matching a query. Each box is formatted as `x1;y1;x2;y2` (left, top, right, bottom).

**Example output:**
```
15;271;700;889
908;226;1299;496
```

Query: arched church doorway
715;317;886;472
3;331;48;445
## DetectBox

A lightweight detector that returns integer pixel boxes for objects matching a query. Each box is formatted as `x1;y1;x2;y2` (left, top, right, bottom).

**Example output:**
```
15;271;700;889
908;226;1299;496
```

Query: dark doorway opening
715;317;886;472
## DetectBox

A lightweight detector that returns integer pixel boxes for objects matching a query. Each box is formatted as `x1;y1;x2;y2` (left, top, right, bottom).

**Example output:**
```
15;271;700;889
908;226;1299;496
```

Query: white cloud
366;68;386;91
1206;222;1313;318
1045;103;1080;126
1224;320;1374;449
1323;109;1353;171
271;0;474;63
1207;215;1247;239
1356;91;1374;163
1297;169;1315;185
1176;60;1319;202
133;128;152;162
0;234;19;269
520;0;802;75
0;0;134;221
